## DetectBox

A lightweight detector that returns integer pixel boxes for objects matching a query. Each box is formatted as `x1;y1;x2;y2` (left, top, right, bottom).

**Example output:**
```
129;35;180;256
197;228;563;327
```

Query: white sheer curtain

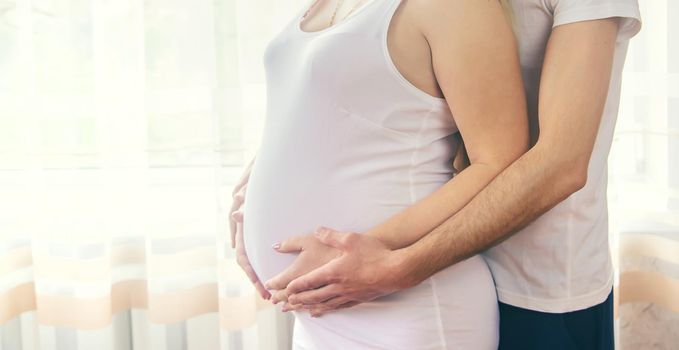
0;0;305;349
610;1;679;348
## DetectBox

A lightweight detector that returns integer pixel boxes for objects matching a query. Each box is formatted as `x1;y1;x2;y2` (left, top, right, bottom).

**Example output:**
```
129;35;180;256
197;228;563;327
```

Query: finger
229;201;239;249
325;296;354;310
231;209;244;222
270;289;289;304
233;164;253;196
231;179;248;198
314;226;352;250
312;295;349;310
264;259;306;290
229;186;247;248
233;187;245;206
307;296;353;316
232;218;244;252
311;299;361;317
286;262;340;295
281;301;305;312
232;219;243;252
235;231;270;299
231;181;244;197
308;304;330;318
281;302;291;312
336;300;361;310
254;280;271;300
239;261;271;300
287;284;339;305
230;221;236;249
237;255;260;285
273;235;304;254
308;306;323;317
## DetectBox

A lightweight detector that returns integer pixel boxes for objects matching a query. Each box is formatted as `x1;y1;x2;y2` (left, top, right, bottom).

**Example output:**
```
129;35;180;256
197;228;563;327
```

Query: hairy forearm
394;142;584;288
389;19;620;287
364;161;511;250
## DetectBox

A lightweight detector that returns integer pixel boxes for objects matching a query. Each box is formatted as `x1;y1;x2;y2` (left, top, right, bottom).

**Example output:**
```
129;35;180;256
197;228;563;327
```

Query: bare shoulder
408;0;515;46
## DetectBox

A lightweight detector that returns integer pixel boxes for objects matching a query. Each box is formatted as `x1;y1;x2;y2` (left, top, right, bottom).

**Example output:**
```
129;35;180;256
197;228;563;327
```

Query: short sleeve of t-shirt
551;0;642;41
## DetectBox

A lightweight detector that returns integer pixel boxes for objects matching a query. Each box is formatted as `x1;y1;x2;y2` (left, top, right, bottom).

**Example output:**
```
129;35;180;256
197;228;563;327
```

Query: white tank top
243;0;461;285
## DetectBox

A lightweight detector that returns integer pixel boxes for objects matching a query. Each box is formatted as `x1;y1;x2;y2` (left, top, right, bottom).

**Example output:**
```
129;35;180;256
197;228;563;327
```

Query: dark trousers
498;289;614;350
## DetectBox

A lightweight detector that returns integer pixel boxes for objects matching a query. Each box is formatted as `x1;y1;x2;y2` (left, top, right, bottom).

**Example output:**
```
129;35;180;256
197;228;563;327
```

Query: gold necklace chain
332;0;365;26
328;0;345;26
302;0;367;28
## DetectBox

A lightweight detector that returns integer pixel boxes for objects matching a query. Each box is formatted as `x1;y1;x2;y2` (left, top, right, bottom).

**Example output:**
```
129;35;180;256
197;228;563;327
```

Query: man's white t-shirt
481;0;642;313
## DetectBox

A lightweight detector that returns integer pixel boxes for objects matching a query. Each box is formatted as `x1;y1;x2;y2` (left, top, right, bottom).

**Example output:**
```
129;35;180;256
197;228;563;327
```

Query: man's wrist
364;227;391;249
387;247;421;290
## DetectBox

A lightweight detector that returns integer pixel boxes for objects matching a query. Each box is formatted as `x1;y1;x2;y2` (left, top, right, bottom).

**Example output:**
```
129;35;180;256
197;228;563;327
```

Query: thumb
273;236;304;253
314;226;347;250
264;262;304;291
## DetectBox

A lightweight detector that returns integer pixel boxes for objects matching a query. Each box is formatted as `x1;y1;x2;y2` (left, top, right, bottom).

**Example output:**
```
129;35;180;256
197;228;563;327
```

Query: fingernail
272;242;280;250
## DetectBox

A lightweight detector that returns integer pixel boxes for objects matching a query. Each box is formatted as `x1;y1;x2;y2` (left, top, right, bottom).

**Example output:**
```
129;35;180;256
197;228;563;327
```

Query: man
230;0;642;348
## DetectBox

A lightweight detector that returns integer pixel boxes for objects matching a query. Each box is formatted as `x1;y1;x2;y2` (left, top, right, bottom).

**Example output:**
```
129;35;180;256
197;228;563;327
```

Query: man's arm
394;17;620;288
356;0;529;251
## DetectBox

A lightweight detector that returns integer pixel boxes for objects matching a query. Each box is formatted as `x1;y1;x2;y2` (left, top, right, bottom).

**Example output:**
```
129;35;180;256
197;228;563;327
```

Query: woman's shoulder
412;0;512;42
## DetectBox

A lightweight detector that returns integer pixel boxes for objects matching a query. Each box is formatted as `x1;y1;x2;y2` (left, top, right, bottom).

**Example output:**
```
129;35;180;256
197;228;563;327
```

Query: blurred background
0;0;676;349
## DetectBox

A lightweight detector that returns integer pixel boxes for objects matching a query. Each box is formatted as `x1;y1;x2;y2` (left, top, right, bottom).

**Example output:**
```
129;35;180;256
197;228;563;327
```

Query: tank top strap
375;0;403;34
326;0;402;38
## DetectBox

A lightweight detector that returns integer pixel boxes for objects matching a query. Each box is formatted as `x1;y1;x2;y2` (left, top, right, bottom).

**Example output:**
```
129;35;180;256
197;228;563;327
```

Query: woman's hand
229;157;255;249
230;156;270;299
230;185;246;249
234;219;271;300
264;230;344;307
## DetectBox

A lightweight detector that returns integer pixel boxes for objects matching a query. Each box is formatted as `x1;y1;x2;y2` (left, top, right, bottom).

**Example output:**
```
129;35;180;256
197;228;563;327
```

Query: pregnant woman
231;0;528;348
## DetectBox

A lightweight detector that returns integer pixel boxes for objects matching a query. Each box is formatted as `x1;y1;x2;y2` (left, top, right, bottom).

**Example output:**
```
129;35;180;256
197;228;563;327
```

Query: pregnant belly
240;162;413;286
239;118;454;287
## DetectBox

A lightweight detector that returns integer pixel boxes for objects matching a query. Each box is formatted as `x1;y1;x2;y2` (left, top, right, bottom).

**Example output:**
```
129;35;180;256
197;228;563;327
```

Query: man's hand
266;227;410;317
234;219;271;300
